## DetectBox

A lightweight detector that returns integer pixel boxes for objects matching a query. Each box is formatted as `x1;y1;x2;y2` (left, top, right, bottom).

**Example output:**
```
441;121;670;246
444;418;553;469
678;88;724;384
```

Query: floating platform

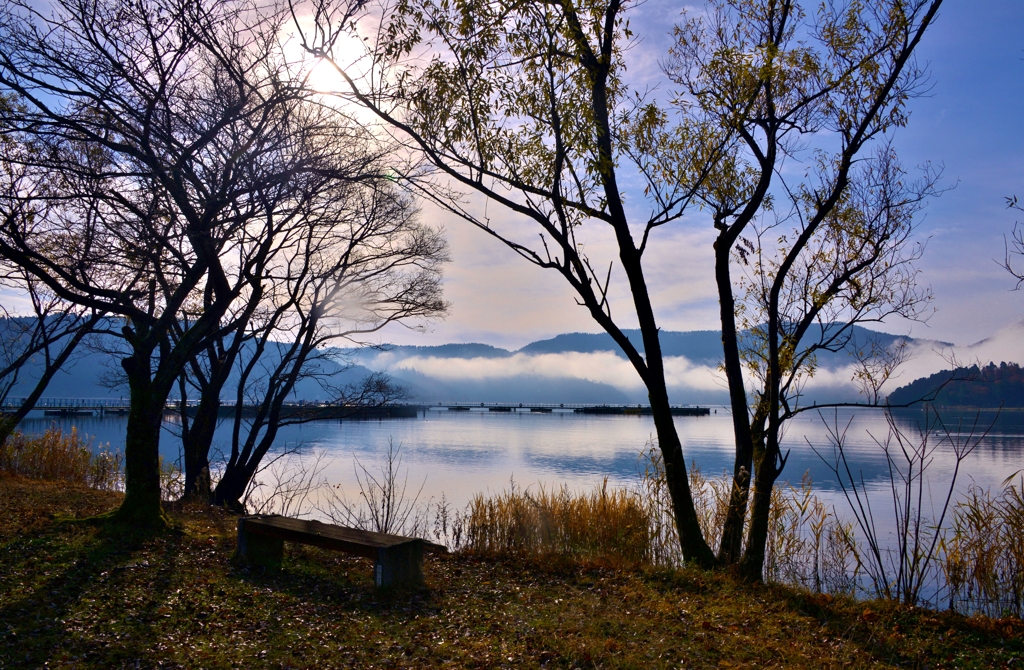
43;409;95;417
575;406;710;416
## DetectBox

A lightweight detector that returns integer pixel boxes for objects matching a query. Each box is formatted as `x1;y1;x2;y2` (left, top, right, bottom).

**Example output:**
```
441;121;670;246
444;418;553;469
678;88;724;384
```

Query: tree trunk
211;465;247;511
211;382;290;510
714;240;756;565
109;350;167;528
181;393;218;500
738;416;782;581
738;454;779;581
626;269;716;567
649;385;718;568
0;415;15;451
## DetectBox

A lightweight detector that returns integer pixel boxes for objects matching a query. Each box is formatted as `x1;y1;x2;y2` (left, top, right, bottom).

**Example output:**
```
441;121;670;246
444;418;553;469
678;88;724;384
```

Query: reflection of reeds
0;425;121;490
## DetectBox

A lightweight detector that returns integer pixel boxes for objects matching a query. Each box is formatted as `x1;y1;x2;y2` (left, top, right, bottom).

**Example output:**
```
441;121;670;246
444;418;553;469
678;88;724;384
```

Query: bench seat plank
243;515;410;558
236;514;446;587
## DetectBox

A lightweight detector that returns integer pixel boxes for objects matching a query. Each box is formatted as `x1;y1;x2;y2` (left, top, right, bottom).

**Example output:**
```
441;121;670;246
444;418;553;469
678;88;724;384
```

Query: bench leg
236;519;284;570
375;540;424;588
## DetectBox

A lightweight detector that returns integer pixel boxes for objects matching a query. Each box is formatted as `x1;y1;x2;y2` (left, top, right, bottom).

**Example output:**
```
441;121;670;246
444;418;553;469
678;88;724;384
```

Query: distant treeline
887;362;1024;408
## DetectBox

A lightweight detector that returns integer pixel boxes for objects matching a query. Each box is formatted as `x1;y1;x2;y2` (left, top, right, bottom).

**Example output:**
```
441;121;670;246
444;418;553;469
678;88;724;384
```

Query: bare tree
170;178;447;505
0;271;103;446
1005;196;1024;288
814;408;991;606
0;0;377;526
0;94;105;446
299;0;943;571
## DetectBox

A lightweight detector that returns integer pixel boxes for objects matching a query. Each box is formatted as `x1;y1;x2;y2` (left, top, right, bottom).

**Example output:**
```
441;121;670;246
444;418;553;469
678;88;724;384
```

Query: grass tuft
464;479;650;565
943;477;1024;618
0;425;121;490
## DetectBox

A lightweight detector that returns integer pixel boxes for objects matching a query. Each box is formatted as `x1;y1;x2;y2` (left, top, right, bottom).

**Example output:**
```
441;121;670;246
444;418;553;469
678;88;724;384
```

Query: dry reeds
764;474;859;595
942;478;1024;618
265;434;1023;618
0;425;121;490
637;443;856;591
464;479;651;564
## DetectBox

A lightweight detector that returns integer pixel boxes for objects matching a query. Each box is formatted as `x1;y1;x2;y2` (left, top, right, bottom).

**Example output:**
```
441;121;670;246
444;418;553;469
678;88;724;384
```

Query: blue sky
2;1;1019;355
379;1;1024;351
887;0;1024;343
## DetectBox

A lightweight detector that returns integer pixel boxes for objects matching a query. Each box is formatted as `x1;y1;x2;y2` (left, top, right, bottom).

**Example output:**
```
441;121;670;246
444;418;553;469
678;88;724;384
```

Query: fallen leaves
1;478;1022;669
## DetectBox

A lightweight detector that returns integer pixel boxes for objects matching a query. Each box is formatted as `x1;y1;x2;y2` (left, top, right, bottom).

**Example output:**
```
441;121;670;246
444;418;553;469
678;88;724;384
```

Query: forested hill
887;362;1024;408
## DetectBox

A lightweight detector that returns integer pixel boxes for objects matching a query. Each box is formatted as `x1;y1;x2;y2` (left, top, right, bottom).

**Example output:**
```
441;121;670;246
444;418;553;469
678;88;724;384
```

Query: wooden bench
236;514;447;587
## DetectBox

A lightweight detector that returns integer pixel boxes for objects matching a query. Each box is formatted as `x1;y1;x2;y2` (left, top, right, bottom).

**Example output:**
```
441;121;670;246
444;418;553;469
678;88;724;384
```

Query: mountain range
4;319;1021;405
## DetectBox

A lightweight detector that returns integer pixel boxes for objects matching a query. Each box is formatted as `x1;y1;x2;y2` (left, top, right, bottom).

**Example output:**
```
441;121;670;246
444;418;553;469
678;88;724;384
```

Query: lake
18;406;1024;513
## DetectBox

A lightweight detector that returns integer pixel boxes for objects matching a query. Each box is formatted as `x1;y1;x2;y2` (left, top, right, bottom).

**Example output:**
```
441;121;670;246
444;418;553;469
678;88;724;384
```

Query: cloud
367;349;727;396
866;320;1024;395
367;320;1024;404
963;320;1024;366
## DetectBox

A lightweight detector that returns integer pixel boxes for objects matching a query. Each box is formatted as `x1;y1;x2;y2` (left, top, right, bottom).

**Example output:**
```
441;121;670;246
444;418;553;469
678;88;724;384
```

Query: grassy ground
1;478;1021;669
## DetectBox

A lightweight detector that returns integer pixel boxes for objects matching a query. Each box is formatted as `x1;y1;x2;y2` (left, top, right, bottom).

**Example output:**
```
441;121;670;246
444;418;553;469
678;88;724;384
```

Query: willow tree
302;0;943;573
304;0;722;565
658;0;944;577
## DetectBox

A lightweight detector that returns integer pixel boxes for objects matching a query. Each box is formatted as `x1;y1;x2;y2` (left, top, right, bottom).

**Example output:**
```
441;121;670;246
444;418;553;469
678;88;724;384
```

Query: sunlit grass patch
0;425;121;490
464;479;650;565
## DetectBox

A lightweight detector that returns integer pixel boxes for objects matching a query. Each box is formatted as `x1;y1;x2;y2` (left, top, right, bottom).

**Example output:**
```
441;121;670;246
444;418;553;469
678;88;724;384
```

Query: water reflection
17;406;1024;509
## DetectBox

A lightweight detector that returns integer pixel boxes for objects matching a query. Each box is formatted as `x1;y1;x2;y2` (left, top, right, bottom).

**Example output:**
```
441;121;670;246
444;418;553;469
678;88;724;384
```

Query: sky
375;1;1024;351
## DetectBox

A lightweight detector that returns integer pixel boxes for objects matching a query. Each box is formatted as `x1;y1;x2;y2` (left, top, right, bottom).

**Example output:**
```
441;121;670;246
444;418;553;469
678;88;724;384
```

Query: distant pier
2;398;418;420
6;398;712;420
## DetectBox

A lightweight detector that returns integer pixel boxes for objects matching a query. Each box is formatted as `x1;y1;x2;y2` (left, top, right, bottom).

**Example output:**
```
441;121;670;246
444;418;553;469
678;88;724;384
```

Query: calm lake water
19;407;1024;514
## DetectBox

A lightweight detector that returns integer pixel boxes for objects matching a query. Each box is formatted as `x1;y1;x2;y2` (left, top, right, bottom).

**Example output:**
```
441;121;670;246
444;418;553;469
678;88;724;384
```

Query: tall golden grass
0;425;121;490
453;444;858;581
464;479;650;564
637;444;858;592
456;447;1024;616
942;477;1024;617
